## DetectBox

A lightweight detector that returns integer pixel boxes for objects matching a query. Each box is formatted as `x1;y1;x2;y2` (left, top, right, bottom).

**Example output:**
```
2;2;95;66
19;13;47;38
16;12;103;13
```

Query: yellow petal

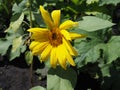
51;10;60;27
50;47;57;68
40;44;52;62
28;28;48;32
60;30;71;40
28;28;49;42
59;20;78;30
30;41;49;55
66;51;75;66
70;32;86;40
56;44;67;70
39;6;53;29
29;41;39;51
63;38;78;56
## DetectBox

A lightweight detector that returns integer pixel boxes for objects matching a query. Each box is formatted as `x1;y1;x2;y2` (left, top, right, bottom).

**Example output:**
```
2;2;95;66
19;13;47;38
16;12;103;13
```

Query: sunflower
28;6;85;69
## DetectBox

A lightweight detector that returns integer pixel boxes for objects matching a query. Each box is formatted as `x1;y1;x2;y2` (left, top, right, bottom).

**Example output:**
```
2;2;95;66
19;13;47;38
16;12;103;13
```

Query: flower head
28;6;85;69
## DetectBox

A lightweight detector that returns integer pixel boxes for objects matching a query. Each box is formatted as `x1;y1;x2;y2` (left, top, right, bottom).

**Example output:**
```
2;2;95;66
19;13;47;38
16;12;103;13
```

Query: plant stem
30;60;33;87
27;0;33;88
28;0;33;28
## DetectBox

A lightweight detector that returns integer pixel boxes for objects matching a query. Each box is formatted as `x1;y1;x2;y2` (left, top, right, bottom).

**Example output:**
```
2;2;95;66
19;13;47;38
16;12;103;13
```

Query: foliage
0;0;120;90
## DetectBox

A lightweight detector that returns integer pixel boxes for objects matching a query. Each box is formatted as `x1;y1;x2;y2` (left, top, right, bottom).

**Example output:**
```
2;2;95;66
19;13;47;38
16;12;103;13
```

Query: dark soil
0;56;46;90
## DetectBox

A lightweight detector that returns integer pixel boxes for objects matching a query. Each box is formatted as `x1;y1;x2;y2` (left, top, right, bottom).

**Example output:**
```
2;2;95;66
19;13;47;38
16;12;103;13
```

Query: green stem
30;60;33;87
27;0;33;88
28;0;33;28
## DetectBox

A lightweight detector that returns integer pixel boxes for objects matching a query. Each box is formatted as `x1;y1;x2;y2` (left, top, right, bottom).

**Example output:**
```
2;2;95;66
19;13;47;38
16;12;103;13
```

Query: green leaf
30;86;46;90
0;39;11;55
75;36;120;77
100;0;120;6
47;67;77;90
95;36;120;65
12;0;27;14
105;36;120;64
25;51;33;65
79;16;114;32
9;47;21;60
10;36;24;60
74;37;103;67
99;62;111;77
95;13;111;20
21;45;26;53
12;3;22;14
6;13;24;32
11;36;22;52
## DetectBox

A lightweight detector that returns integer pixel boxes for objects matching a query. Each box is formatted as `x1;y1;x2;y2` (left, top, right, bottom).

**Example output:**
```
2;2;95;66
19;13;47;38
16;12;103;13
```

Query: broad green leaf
75;36;120;77
12;0;27;14
96;36;120;65
6;13;24;32
0;39;11;55
30;86;46;90
47;67;77;90
11;36;22;52
79;16;114;32
10;36;25;60
21;45;26;53
84;44;102;63
100;0;120;6
105;36;120;64
74;37;103;67
12;3;22;14
25;51;33;65
95;13;111;20
99;62;111;77
10;45;21;60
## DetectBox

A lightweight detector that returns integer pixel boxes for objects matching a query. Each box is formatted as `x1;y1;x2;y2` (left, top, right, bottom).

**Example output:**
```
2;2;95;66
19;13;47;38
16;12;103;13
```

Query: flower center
48;28;62;47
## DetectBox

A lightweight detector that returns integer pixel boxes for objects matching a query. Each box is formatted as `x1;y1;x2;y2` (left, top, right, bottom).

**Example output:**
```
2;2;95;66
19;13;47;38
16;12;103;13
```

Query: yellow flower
28;6;85;69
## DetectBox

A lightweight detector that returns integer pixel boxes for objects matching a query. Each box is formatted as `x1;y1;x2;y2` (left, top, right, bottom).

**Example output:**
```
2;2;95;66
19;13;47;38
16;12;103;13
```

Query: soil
0;56;46;90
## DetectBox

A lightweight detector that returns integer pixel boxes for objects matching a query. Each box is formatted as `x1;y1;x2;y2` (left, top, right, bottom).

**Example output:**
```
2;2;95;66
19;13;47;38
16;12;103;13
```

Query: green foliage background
0;0;120;90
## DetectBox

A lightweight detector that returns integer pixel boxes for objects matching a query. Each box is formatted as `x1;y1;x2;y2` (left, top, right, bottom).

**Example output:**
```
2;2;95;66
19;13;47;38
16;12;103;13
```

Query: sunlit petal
28;28;48;32
29;41;39;51
40;44;52;62
70;32;86;40
28;28;49;42
63;38;78;56
51;10;60;27
60;30;71;40
50;47;57;68
39;6;53;29
66;51;75;66
57;44;67;70
30;41;49;55
59;20;78;30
